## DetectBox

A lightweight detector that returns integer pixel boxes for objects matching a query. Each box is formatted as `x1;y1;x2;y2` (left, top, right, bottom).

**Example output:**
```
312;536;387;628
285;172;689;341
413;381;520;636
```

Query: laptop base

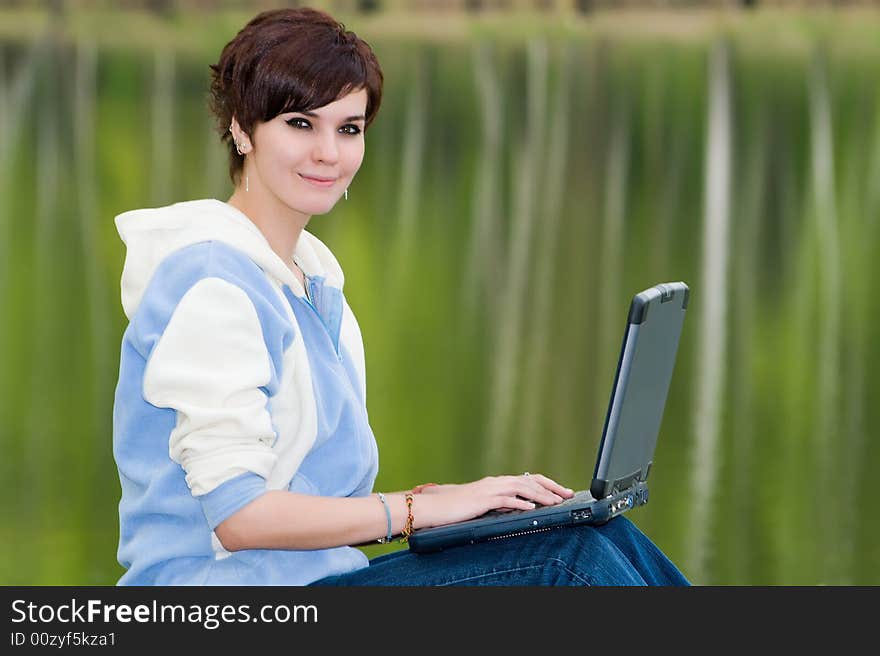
408;482;648;553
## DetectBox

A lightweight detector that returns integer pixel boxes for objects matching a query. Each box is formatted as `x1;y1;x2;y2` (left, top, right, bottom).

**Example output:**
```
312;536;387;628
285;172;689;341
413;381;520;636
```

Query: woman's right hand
411;474;575;530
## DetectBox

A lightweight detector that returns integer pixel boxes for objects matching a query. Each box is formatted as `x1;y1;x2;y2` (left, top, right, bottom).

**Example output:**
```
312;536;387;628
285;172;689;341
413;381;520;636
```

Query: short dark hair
208;7;384;185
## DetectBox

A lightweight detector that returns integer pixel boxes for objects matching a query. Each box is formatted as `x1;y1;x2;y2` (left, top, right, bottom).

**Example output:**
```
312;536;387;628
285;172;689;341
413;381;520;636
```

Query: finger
528;473;575;498
508;479;564;505
497;495;536;511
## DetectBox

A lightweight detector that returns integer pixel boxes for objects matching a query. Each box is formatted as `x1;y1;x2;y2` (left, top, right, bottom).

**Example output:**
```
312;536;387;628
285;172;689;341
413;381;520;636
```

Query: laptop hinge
590;462;651;499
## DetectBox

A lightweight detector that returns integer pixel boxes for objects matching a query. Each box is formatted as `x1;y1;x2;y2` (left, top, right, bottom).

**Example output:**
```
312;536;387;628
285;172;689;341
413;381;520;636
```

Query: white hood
115;198;345;320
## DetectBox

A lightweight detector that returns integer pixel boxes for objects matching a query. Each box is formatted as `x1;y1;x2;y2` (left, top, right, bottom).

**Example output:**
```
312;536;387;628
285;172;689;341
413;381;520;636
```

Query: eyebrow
299;110;366;123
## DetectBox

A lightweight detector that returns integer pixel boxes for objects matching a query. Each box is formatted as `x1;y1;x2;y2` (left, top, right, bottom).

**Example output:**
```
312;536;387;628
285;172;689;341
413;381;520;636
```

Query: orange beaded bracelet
400;493;415;543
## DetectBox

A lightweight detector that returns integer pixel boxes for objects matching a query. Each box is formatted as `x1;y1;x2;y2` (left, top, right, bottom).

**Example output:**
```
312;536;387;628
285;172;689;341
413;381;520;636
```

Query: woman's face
247;87;367;217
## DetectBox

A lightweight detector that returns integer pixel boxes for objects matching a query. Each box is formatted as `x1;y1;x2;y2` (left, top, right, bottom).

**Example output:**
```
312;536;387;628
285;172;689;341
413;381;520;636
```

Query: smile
299;173;337;188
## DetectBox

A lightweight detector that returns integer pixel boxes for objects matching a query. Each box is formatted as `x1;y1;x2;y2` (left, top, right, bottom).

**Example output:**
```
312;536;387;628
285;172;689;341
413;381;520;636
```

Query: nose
312;129;340;164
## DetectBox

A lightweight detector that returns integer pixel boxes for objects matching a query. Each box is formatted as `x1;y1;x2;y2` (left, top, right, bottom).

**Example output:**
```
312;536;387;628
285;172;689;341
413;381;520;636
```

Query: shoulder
153;240;263;285
143;241;284;314
131;241;294;354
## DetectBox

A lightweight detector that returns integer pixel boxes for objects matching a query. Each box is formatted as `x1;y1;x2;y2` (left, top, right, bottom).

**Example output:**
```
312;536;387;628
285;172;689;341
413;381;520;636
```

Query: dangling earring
235;143;248;191
344;188;348;200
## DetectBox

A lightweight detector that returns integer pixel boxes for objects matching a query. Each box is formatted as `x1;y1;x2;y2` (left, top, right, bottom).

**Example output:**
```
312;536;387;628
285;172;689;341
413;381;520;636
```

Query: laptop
407;281;690;553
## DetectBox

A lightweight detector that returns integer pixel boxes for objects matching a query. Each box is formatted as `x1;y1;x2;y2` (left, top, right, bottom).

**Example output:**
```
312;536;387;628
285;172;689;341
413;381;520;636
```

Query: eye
286;117;362;135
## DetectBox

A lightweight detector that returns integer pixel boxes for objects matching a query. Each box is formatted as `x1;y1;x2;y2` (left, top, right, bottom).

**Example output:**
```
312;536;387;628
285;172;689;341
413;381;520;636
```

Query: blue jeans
309;517;689;586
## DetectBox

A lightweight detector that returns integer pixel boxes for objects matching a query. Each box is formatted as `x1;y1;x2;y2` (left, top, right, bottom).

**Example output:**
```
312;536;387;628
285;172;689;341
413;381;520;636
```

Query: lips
299;173;337;188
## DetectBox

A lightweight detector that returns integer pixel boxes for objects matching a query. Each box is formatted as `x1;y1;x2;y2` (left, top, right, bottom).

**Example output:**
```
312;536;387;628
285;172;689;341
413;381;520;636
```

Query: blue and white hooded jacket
112;198;379;585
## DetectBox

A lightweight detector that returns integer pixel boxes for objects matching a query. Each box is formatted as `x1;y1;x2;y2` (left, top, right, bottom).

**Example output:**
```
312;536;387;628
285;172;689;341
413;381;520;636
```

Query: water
0;11;878;585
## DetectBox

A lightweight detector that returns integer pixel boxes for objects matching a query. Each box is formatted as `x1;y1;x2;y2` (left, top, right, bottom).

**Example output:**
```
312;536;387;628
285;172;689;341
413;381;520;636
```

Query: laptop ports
610;494;635;515
571;508;592;523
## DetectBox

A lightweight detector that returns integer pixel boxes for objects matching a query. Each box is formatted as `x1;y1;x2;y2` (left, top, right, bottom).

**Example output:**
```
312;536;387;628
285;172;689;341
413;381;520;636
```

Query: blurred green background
1;2;878;585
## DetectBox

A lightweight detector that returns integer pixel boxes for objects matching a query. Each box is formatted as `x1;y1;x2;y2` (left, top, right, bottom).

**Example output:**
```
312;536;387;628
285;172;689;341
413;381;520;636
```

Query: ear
229;117;253;153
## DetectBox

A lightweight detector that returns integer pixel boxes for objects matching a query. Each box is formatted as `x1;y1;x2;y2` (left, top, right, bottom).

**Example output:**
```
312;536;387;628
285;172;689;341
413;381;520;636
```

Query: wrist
409;492;435;531
384;492;417;537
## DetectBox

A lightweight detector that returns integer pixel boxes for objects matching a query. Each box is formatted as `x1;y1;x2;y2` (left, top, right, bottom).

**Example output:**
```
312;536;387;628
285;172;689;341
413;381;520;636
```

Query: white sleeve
143;277;278;496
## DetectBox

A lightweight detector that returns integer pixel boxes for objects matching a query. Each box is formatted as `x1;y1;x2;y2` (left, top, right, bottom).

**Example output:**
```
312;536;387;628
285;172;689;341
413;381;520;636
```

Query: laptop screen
590;283;688;499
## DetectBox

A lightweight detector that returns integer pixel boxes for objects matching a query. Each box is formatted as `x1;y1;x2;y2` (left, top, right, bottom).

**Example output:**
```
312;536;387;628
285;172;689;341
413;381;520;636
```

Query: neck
227;182;310;271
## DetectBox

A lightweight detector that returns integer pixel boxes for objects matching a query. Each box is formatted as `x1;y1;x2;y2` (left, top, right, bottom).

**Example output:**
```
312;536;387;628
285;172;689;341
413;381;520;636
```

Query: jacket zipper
300;277;342;362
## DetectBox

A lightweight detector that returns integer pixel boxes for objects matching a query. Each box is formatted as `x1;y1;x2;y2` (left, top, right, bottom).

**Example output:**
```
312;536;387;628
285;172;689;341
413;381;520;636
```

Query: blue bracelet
376;492;393;544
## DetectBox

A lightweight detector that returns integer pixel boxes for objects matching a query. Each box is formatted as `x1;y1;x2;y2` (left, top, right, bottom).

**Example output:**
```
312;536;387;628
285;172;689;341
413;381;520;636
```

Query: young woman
112;7;689;586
